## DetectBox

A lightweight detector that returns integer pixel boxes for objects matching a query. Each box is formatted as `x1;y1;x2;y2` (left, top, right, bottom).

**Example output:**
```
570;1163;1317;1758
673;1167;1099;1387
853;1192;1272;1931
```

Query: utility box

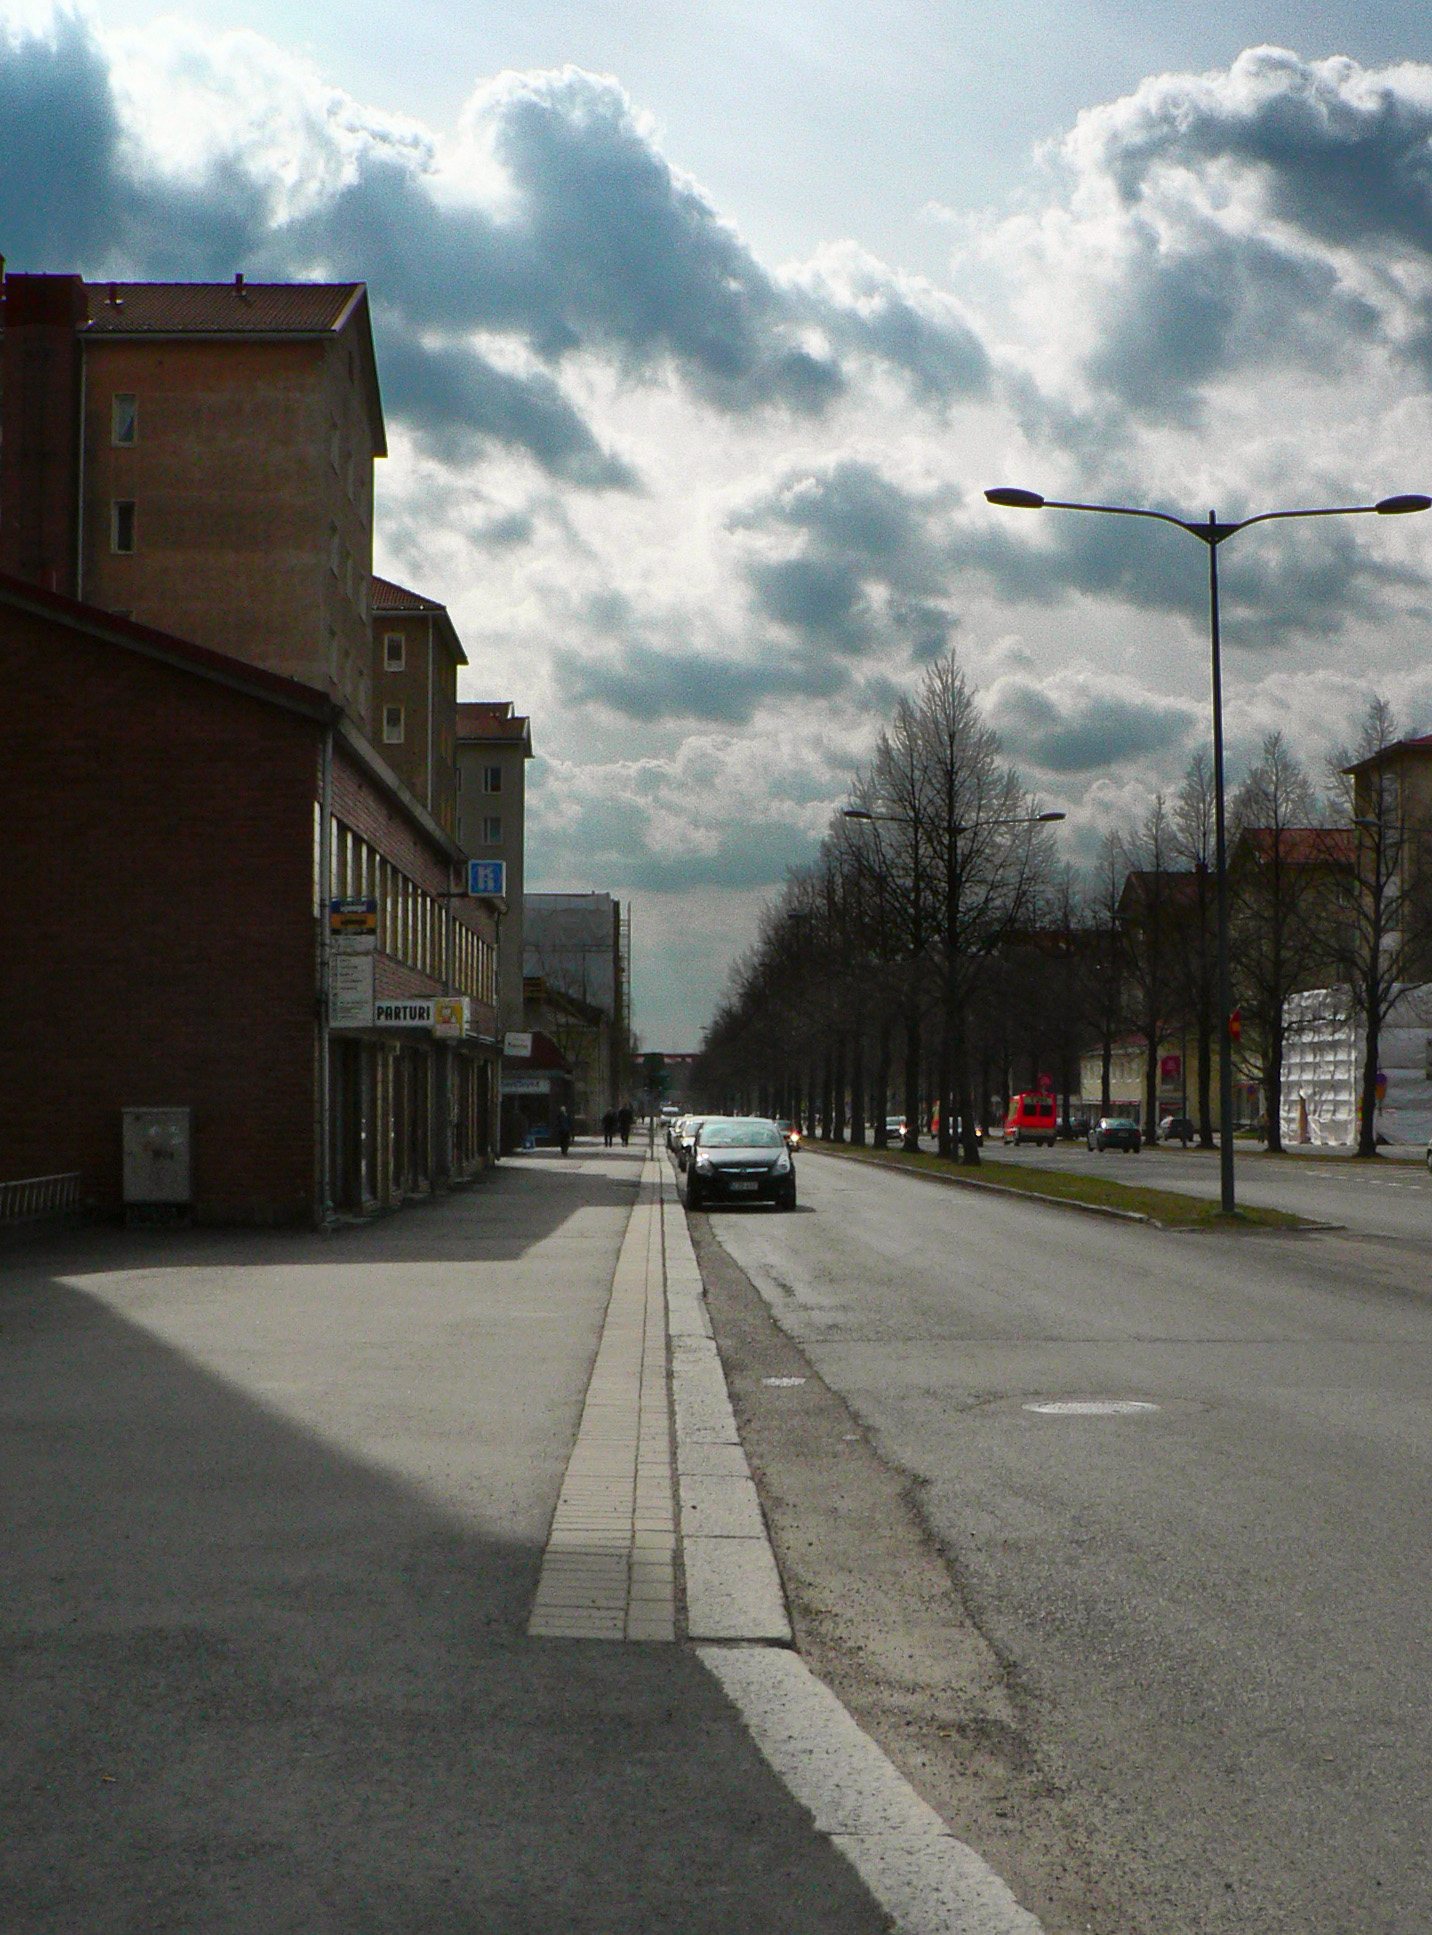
121;1107;192;1223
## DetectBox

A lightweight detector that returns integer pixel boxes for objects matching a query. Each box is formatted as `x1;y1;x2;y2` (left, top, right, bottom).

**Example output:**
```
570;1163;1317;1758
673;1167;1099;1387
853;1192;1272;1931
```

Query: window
483;763;502;794
455;766;462;793
111;501;136;554
482;814;502;844
384;633;405;672
111;394;137;446
384;705;405;745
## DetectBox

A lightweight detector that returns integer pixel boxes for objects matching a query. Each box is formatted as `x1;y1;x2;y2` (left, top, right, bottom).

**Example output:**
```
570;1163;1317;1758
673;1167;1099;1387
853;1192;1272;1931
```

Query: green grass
811;1141;1310;1230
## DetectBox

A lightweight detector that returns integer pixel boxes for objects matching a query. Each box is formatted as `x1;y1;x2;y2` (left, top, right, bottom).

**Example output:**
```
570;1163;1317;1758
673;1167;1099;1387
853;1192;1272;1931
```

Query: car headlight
773;1151;791;1173
694;1153;713;1172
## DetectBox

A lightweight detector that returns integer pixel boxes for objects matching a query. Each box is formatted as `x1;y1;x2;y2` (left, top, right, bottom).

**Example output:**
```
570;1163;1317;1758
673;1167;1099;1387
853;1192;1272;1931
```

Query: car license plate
730;1179;759;1192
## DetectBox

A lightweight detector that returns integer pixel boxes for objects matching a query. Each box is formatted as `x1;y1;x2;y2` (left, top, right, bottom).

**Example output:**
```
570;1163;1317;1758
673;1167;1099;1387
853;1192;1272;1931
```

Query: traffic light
1228;1007;1242;1044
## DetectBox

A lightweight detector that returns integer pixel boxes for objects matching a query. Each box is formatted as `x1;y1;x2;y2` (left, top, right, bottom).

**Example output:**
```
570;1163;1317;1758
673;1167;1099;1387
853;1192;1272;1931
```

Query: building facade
456;702;533;1037
370;577;465;838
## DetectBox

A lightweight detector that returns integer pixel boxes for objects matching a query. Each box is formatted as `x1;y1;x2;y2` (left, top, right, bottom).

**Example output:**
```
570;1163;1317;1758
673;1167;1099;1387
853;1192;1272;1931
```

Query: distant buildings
522;893;631;1131
456;702;533;1040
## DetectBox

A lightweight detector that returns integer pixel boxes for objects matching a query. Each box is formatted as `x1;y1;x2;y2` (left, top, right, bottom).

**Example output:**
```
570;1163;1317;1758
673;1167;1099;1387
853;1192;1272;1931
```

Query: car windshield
699;1121;783;1149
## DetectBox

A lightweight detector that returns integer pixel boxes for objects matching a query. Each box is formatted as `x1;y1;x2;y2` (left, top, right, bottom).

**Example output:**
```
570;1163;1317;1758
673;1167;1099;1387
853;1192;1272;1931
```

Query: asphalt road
701;1149;1432;1935
985;1136;1432;1240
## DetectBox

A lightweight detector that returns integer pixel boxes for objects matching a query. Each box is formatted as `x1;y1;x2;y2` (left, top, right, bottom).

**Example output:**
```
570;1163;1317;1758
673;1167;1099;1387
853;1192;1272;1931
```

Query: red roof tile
1239;826;1355;867
457;701;532;747
82;280;364;335
371;576;445;614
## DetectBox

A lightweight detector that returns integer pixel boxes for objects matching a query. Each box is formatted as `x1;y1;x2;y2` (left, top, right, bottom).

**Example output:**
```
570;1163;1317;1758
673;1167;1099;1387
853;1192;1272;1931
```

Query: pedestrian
602;1108;616;1147
555;1106;572;1157
617;1103;633;1146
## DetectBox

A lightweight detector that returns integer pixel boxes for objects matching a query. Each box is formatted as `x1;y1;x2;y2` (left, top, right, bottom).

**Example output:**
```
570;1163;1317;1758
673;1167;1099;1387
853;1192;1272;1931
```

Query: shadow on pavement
0;1170;888;1934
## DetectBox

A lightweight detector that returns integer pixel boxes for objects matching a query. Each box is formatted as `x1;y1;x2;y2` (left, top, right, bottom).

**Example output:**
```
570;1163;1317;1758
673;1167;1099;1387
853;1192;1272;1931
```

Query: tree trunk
850;1028;866;1146
833;1035;848;1143
1144;1028;1160;1141
1357;1007;1381;1159
1264;1015;1284;1154
937;997;954;1159
1100;1029;1112;1115
873;1015;892;1147
902;1010;921;1150
1197;1014;1214;1148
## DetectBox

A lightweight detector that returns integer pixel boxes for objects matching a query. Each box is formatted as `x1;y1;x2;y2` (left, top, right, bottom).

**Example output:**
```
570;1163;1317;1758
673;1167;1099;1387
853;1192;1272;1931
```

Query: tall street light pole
984;486;1431;1214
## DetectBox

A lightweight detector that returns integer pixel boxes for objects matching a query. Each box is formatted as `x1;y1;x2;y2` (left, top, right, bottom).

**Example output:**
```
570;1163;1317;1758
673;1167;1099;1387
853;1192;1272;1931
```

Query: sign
1160;1054;1182;1081
504;1031;533;1059
1036;1072;1054;1093
1228;1007;1242;1044
433;997;469;1040
502;1074;551;1096
329;897;378;949
468;859;506;898
375;998;434;1028
330;952;374;1029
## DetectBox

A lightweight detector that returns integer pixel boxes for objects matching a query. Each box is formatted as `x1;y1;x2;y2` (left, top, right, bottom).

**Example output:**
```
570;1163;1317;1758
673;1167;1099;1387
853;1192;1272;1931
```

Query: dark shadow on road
0;1244;888;1933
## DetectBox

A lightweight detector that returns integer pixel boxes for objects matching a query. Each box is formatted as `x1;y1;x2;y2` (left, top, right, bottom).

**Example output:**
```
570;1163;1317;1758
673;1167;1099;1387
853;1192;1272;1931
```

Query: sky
5;2;1432;1048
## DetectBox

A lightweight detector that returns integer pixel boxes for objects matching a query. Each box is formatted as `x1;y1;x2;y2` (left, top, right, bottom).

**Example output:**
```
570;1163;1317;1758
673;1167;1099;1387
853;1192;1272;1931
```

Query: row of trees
694;656;1430;1161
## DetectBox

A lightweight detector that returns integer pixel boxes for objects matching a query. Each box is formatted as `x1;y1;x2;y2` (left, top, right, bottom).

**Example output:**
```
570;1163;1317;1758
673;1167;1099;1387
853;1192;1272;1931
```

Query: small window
483;763;502;794
384;633;404;672
384;705;404;745
455;766;462;793
111;394;137;446
111;501;136;554
482;814;502;844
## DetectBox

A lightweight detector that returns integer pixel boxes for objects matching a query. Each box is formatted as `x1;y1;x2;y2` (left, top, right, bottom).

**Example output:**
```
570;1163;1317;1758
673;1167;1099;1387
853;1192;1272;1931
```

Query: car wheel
777;1186;796;1212
684;1181;701;1210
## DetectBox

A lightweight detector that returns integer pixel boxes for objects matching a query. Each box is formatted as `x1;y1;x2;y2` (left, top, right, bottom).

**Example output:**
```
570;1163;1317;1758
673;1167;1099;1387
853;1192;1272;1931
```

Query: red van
1003;1091;1058;1147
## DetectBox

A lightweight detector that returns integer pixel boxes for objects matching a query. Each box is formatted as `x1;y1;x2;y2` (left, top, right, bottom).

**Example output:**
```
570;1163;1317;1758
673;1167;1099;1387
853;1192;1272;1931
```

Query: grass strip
809;1141;1310;1230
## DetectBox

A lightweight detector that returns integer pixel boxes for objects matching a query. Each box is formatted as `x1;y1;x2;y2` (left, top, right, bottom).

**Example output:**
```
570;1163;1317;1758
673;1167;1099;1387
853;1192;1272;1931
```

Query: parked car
685;1118;796;1211
1426;1135;1432;1174
1159;1115;1196;1146
675;1115;719;1170
1087;1115;1141;1153
884;1116;907;1143
1003;1091;1059;1147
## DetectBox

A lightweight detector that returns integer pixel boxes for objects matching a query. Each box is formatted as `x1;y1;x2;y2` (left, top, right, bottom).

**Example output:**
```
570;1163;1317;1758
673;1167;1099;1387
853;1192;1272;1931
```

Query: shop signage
502;1074;551;1095
330;953;374;1029
468;859;506;897
504;1031;533;1059
330;897;378;951
433;997;469;1039
375;998;434;1028
1160;1054;1182;1081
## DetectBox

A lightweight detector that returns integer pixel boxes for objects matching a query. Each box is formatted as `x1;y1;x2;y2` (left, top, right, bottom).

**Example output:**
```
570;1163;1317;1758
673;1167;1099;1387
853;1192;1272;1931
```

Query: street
695;1147;1432;1935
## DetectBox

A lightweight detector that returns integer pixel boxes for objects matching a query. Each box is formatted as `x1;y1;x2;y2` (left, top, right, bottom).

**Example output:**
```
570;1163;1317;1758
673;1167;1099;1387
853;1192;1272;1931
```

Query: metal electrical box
121;1107;192;1222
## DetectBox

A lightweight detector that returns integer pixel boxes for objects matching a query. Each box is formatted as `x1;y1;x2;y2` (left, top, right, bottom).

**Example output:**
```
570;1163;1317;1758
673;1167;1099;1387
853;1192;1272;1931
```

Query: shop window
384;705;404;745
111;393;137;446
111;501;136;554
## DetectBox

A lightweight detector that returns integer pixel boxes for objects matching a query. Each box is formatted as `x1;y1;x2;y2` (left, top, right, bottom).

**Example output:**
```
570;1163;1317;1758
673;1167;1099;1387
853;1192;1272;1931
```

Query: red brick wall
0;602;323;1223
0;276;86;594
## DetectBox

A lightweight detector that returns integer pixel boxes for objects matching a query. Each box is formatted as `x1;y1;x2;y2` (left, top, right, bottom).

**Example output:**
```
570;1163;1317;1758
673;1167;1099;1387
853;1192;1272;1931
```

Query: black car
684;1118;796;1210
1159;1115;1197;1146
1087;1115;1142;1153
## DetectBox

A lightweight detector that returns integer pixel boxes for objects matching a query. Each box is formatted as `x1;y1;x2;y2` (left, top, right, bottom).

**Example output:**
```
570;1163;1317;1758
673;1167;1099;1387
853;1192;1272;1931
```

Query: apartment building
0;271;383;727
456;701;533;1036
371;577;465;837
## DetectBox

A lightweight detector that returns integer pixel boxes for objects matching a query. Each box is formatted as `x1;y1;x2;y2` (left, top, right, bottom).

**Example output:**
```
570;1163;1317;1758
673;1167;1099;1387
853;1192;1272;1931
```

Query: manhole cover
1024;1399;1160;1416
762;1376;807;1387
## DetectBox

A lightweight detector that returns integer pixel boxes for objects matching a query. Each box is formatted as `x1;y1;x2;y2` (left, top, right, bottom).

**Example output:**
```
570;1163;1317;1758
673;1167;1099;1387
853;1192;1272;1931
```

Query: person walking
555;1107;572;1157
617;1103;633;1147
601;1109;616;1147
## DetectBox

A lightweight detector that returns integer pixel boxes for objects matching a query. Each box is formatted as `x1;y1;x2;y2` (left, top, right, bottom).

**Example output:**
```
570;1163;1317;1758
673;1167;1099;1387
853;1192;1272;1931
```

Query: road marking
528;1162;676;1641
762;1374;807;1386
1024;1399;1160;1416
700;1644;1044;1934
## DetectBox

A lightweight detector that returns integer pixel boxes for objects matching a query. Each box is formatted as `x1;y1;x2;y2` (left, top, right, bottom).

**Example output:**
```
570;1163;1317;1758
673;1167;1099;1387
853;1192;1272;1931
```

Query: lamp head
1035;811;1066;823
985;487;1046;509
1374;494;1432;515
841;807;875;823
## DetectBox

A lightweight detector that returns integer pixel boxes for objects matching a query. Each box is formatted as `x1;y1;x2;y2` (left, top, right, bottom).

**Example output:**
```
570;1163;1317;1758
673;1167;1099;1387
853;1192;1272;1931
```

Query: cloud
986;673;1197;772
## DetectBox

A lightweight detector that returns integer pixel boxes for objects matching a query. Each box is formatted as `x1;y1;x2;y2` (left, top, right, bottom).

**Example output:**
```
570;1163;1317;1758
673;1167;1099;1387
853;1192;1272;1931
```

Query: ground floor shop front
327;1033;498;1216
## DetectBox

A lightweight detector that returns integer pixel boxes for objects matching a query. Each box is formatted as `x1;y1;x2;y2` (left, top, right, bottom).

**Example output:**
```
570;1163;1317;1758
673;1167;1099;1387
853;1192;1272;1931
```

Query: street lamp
985;484;1431;1213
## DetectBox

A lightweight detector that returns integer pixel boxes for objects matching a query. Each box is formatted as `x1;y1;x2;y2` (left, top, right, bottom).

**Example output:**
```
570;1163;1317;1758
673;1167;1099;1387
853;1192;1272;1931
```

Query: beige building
456;702;533;1037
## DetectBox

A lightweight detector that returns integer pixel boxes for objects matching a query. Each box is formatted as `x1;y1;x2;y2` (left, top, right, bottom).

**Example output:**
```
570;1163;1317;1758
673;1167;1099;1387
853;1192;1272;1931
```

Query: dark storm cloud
555;640;845;725
0;29;984;484
736;461;957;663
988;680;1196;772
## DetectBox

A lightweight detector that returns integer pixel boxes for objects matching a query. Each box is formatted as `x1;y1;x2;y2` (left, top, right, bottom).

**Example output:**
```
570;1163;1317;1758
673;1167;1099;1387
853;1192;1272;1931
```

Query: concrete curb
811;1143;1153;1224
661;1167;791;1645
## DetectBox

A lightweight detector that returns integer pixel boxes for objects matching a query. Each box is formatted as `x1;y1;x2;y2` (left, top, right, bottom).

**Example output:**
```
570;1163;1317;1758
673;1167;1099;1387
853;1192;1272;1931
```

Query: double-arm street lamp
985;485;1431;1213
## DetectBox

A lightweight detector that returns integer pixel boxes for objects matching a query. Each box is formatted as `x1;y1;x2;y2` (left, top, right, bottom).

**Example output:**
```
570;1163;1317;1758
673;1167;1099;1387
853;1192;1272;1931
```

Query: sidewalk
0;1142;1039;1934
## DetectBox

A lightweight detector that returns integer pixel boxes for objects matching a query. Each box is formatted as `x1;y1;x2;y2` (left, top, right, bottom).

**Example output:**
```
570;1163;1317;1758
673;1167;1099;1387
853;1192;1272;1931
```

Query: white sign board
375;998;434;1028
330;953;374;1029
502;1074;551;1096
433;996;469;1039
504;1031;533;1060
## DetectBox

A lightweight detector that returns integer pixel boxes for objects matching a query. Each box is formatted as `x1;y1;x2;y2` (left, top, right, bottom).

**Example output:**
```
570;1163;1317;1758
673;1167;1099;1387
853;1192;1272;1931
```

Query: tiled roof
371;576;445;614
1239;826;1355;866
457;701;532;746
1344;731;1432;773
82;279;364;335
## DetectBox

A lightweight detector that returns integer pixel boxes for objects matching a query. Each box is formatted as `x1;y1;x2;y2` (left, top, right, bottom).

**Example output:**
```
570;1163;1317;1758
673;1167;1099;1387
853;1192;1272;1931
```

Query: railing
0;1173;82;1223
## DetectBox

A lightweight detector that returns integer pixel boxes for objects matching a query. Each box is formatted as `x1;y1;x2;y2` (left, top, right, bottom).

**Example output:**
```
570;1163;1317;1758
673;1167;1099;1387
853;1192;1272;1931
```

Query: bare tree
1171;753;1219;1146
1118;794;1178;1140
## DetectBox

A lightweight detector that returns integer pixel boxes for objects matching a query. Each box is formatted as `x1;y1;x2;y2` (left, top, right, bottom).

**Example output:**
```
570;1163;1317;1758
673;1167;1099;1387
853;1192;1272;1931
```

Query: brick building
0;574;499;1224
370;577;465;838
0;272;383;727
456;701;533;1037
0;268;505;1223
